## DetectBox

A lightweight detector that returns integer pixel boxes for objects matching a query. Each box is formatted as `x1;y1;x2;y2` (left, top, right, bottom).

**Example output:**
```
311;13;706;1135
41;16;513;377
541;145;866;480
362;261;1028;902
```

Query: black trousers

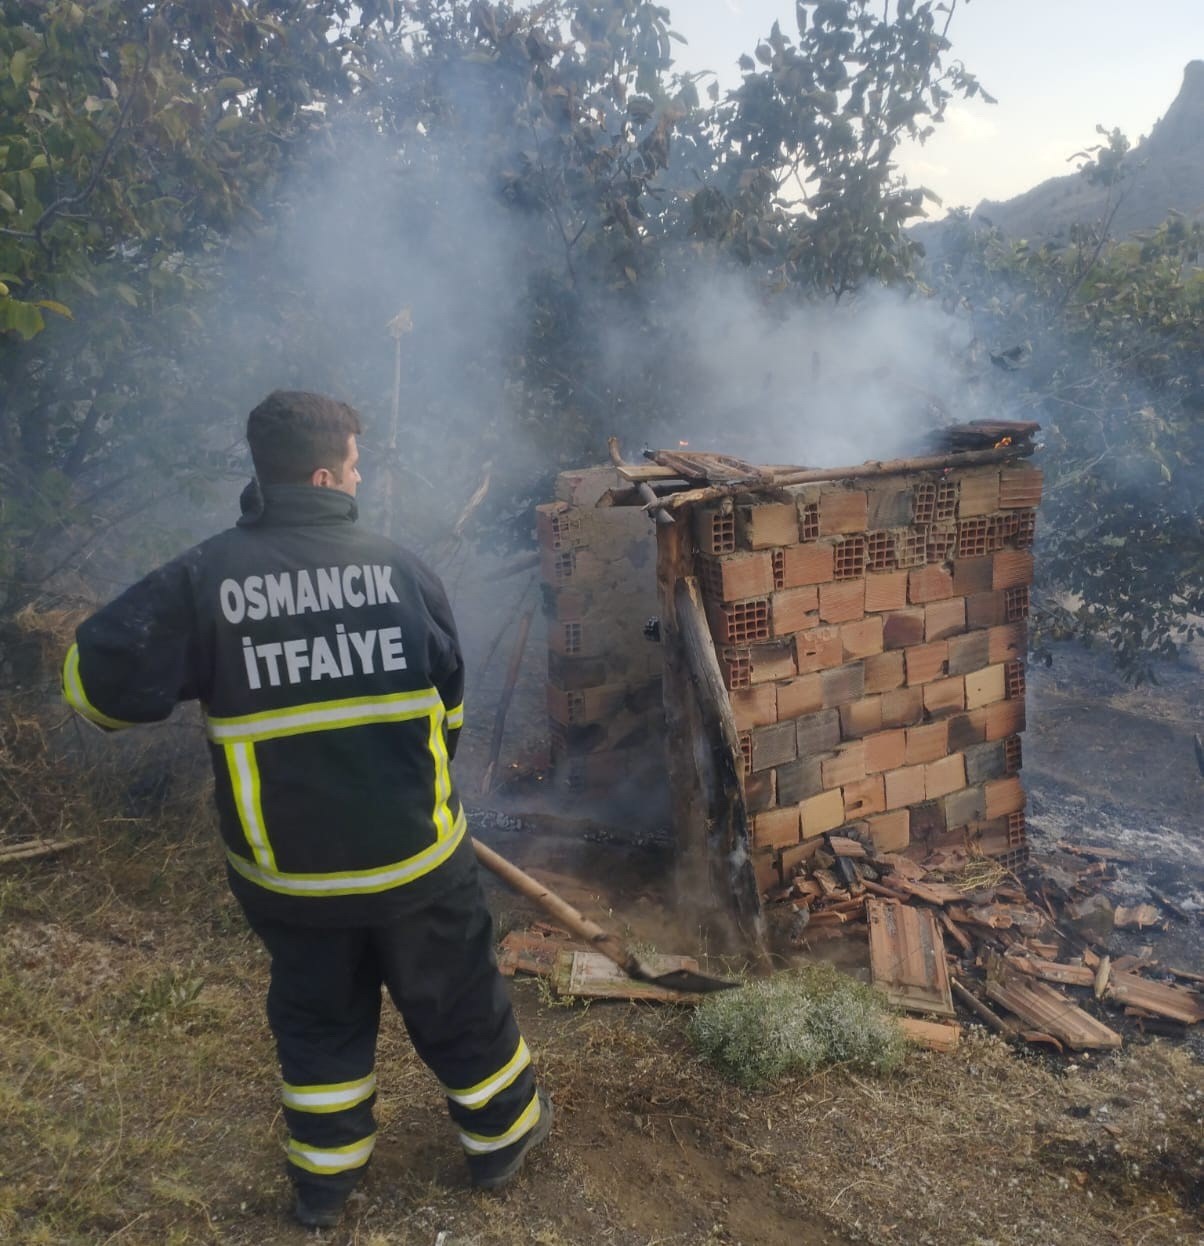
245;867;539;1195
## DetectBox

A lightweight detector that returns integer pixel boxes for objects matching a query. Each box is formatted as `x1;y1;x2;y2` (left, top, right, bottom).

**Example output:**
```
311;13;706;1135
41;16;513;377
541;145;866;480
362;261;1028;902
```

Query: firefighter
62;391;550;1227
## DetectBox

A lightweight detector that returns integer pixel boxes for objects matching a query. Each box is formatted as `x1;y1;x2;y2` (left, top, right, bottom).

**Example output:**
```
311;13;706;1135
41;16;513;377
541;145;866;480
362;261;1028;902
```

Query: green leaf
215;77;246;96
114;283;140;307
0;188;16;213
0;296;45;339
35;299;73;320
10;50;30;87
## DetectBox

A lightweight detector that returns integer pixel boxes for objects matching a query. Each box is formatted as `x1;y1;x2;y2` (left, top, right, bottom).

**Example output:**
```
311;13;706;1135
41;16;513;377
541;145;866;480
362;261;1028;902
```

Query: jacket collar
237;479;358;527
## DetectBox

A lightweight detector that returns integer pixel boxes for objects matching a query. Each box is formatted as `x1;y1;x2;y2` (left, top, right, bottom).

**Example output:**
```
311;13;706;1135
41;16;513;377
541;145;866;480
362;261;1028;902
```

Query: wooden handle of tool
472;838;636;973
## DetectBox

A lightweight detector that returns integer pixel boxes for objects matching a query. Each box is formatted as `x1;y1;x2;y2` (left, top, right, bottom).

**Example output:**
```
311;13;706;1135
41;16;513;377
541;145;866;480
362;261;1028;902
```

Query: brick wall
692;463;1040;898
538;466;664;795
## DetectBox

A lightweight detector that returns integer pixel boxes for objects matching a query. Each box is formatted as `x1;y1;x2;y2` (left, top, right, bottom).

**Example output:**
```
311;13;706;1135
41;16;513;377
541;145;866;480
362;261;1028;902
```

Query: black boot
470;1090;554;1192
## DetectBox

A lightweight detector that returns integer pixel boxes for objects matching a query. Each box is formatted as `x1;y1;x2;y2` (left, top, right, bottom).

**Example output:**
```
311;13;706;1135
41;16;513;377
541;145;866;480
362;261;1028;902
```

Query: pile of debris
767;833;1203;1052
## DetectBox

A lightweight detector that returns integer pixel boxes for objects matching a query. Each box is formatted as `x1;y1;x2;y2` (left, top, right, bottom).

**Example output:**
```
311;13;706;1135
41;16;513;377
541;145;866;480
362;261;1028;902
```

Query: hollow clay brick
780;542;834;587
751;721;797;772
821;663;866;709
925;753;967;800
884;764;926;810
839;697;883;740
864;650;905;694
819;490;869;536
706;552;775;602
909;799;947;842
883;607;926;650
747;641;797;685
738;501;801;550
839;616;884;662
947;712;987;752
864;570;909;613
988;622;1026;665
864;729;907;773
866;485;914;530
730;684;778;732
796;708;842;757
943;784;987;829
694;503;738;558
744;769;777;814
842;775;886;819
866;809;910;853
952;557;995;596
909;564;954;604
964;740;1008;785
819;580;866;624
776;755;824;805
821;742;866;789
753;805;801;851
965;591;1009;630
957;471;1001;517
905;640;949;685
800;788;847;839
984;775;1026;818
709;598;771;647
794;625;844;674
771;587;819;637
905;721;949;766
924;597;967;642
779;837;822;880
751;850;780;896
998;465;1044;509
777;673;824;720
992;550;1034;590
965;664;1007;709
972;699;1026;741
947;630;991;676
880;685;925;729
923;675;966;718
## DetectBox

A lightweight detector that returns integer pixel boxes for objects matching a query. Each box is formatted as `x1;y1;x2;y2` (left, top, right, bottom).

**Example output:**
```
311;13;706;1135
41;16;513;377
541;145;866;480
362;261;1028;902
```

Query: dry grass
0;702;1201;1245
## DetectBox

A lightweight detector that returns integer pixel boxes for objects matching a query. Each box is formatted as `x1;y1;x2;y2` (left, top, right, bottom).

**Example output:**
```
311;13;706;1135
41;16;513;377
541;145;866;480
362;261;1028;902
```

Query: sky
670;0;1202;212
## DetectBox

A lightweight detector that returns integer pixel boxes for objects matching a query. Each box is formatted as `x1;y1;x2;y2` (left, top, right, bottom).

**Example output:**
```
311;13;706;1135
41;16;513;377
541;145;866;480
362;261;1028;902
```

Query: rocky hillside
920;60;1204;244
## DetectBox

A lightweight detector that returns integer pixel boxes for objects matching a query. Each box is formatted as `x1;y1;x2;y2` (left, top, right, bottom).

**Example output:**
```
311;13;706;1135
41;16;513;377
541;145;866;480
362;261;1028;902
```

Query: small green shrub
127;971;205;1027
688;964;906;1089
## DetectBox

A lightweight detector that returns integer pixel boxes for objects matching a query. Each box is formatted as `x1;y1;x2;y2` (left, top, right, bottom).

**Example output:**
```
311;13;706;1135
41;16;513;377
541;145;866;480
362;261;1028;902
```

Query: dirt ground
1;619;1201;1245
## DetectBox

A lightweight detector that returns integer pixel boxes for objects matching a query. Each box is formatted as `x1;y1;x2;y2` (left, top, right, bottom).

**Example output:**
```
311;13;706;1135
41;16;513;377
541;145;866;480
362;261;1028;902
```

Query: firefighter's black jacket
63;482;471;924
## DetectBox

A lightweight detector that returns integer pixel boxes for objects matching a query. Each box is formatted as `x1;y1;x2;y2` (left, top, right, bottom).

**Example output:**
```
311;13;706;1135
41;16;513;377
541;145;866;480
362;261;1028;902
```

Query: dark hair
246;391;363;485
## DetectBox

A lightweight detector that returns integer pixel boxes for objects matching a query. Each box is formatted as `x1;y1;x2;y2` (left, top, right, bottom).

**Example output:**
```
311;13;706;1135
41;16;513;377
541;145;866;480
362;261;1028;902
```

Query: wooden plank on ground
497;931;584;978
867;899;955;1018
1105;970;1204;1025
551;950;702;1003
983;956;1123;1050
898;1017;963;1052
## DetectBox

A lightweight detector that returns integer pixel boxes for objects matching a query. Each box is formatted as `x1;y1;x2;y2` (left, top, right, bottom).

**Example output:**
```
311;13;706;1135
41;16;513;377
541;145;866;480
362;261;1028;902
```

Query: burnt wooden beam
646;445;1036;514
674;575;768;962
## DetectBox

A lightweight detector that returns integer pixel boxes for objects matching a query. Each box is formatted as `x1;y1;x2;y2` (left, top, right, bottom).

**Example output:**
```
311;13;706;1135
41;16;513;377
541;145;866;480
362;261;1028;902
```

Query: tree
930;168;1203;680
0;0;984;641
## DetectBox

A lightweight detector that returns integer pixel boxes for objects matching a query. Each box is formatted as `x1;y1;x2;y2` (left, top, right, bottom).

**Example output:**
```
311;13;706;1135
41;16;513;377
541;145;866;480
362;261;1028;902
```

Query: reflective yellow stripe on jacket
62;643;137;731
208;689;463;896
